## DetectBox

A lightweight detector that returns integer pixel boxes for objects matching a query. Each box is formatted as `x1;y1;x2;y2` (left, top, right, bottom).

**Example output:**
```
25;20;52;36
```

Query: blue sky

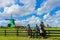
0;0;60;27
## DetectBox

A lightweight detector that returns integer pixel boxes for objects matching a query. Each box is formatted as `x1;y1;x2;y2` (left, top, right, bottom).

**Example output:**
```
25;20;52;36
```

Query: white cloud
43;13;50;19
37;0;60;27
0;0;36;18
0;0;15;7
3;4;35;16
15;15;41;26
44;10;60;27
27;16;41;24
37;0;60;15
0;20;10;26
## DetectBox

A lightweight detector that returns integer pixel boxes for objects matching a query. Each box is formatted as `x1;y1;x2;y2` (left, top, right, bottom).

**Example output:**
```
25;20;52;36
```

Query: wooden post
5;30;6;36
16;30;19;36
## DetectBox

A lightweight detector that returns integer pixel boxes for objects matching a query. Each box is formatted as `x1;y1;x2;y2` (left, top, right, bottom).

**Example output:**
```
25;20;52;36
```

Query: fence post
5;30;6;36
16;30;19;36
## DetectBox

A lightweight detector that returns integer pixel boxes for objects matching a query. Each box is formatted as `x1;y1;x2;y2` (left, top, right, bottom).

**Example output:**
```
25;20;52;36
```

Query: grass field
0;27;60;40
0;36;60;40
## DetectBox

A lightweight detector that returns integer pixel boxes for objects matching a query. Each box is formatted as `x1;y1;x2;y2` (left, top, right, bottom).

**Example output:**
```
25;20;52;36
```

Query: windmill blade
5;19;10;20
11;13;12;19
11;14;15;20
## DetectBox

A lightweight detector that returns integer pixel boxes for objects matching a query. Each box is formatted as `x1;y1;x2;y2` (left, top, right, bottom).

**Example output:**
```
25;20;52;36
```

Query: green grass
45;28;60;30
0;36;60;40
0;27;60;40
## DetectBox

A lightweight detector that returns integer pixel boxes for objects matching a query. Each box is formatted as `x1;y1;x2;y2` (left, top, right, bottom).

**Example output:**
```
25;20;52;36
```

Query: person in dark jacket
33;24;39;38
26;24;32;38
40;21;46;38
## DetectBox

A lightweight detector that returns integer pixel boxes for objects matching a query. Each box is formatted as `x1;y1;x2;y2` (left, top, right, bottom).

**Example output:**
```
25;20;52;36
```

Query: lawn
0;36;60;40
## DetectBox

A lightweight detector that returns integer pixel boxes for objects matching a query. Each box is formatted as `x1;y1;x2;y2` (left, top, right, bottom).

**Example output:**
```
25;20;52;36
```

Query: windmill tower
6;14;15;28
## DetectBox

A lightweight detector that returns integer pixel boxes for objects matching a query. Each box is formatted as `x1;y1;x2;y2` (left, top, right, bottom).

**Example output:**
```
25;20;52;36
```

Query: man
40;21;45;28
33;24;39;38
39;21;46;38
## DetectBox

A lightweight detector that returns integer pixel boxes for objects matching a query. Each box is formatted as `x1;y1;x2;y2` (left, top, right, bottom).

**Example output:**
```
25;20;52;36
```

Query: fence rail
0;30;60;37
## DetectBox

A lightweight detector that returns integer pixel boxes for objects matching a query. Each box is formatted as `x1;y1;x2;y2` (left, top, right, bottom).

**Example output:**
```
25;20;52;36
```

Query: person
40;21;45;28
39;21;46;38
33;24;39;38
26;24;32;38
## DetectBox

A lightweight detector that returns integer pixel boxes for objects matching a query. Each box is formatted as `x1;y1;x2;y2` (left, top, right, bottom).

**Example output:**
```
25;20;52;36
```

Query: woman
26;24;32;38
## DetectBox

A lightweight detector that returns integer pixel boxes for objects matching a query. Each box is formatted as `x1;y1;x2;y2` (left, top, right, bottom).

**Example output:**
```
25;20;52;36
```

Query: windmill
5;14;15;28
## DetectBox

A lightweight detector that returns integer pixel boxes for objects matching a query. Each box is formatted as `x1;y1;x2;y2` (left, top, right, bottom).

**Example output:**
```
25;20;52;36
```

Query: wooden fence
0;30;60;37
